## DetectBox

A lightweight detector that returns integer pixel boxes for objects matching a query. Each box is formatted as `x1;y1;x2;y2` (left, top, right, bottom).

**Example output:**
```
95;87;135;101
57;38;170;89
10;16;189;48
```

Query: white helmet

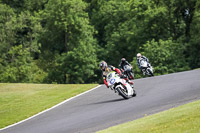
137;53;142;59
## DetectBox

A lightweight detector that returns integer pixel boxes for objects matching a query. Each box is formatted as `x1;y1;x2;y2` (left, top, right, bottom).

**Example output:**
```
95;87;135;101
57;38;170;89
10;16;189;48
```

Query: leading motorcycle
106;71;136;99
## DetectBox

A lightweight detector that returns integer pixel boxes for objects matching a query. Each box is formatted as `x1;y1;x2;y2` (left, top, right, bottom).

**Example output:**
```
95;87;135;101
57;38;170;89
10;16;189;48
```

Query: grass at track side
97;99;200;133
0;83;98;129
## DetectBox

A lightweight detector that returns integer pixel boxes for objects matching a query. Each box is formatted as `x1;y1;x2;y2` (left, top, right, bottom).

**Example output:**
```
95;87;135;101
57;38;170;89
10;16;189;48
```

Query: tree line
0;0;199;84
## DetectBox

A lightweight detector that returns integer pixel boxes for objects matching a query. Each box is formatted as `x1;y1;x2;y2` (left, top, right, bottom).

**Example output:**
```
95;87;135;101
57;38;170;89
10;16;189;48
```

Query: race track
1;69;200;133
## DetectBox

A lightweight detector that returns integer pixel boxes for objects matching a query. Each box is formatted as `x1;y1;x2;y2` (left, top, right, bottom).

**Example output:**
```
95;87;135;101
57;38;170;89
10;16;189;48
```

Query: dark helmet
99;61;107;71
121;58;126;62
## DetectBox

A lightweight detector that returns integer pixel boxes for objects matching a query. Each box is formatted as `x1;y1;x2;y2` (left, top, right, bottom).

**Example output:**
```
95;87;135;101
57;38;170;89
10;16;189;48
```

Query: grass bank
97;99;200;133
0;83;98;129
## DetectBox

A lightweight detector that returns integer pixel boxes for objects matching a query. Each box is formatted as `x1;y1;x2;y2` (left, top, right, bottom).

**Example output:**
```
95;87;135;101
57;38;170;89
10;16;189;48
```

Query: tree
134;39;190;76
59;42;97;83
0;0;199;83
0;0;48;13
0;45;33;82
38;0;98;83
0;4;16;55
187;0;200;68
0;3;44;83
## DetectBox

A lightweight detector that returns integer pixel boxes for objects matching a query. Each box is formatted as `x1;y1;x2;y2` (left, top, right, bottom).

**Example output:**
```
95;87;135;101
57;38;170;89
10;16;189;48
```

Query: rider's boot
142;70;145;75
125;78;134;88
129;81;134;88
128;80;134;85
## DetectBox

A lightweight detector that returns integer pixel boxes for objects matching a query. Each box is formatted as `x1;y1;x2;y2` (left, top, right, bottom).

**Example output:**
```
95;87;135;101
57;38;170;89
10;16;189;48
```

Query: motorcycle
139;59;154;76
106;71;136;99
122;65;134;80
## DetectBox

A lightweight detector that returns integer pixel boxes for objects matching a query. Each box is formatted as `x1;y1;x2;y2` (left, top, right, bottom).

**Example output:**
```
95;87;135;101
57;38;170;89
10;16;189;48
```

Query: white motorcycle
139;59;154;76
106;71;136;99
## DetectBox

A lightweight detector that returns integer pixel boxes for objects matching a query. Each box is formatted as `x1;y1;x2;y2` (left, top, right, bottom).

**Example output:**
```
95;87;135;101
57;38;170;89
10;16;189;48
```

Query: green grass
0;83;98;129
97;100;200;133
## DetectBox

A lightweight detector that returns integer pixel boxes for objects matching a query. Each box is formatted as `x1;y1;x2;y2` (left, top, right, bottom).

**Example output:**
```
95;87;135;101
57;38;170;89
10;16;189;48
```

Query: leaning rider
136;53;149;74
99;61;134;88
119;58;132;71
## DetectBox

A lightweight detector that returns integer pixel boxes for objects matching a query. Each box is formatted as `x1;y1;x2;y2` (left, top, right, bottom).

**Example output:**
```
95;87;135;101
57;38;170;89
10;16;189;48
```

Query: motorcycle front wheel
128;72;134;80
116;86;129;99
147;69;154;76
132;90;137;97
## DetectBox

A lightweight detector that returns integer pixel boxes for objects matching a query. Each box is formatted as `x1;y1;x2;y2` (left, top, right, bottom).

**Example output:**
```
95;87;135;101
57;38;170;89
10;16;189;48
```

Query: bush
132;39;190;78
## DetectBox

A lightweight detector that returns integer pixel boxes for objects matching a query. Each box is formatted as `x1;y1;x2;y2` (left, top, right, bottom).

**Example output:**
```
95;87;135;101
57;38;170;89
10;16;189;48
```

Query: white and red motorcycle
106;71;136;99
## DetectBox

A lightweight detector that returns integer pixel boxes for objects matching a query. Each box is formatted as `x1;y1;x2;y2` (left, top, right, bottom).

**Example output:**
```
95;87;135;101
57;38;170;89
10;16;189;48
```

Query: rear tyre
116;87;129;99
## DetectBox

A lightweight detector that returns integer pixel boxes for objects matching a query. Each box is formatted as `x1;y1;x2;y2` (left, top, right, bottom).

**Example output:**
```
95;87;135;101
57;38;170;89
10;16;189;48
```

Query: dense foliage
0;0;199;83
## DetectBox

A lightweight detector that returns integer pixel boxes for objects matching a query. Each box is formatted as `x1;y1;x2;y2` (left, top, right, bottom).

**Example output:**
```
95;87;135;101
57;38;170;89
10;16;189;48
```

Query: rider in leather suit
119;58;132;70
99;61;134;88
136;53;149;75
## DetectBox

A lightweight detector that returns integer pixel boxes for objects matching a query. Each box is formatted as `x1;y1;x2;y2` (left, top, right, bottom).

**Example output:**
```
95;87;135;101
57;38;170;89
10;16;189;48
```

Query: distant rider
99;61;134;88
119;58;132;70
136;53;149;74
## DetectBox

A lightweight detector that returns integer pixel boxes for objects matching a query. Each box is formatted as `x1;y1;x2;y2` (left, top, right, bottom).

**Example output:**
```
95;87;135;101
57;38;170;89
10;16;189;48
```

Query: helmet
121;58;126;62
99;61;107;71
137;53;142;59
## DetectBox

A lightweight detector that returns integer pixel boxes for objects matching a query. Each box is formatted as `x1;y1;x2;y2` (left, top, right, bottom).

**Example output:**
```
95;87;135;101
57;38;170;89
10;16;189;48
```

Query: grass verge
97;99;200;133
0;83;98;129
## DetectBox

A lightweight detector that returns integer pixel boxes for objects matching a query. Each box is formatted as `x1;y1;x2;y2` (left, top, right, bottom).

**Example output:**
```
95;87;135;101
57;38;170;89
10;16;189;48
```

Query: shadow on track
91;98;125;105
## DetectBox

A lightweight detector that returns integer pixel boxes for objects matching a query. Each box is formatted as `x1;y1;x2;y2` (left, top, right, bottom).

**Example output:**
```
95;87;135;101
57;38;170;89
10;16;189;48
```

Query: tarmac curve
1;69;200;133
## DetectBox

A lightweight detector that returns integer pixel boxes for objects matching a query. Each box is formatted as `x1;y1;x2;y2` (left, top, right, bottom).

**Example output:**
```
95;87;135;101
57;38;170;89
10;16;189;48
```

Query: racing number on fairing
107;73;112;79
110;79;115;84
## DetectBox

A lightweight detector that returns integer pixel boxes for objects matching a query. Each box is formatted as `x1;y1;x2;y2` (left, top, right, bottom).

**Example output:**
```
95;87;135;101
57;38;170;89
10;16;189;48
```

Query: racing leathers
119;60;132;70
137;55;149;70
102;65;134;88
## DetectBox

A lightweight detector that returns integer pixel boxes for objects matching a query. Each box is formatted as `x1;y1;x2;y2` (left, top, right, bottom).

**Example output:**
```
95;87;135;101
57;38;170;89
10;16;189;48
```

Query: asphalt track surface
1;70;200;133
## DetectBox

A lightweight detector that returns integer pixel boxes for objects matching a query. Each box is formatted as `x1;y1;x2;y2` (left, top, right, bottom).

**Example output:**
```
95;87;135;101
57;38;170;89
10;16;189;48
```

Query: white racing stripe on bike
0;85;102;131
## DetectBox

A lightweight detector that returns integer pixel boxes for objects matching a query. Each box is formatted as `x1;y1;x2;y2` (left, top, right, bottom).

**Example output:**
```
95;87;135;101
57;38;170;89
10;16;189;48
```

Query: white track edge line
0;85;102;131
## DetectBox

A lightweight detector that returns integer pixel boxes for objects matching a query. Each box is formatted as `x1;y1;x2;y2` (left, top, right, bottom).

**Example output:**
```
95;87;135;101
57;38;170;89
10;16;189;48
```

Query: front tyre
148;69;154;76
128;72;134;80
132;90;137;97
116;86;129;99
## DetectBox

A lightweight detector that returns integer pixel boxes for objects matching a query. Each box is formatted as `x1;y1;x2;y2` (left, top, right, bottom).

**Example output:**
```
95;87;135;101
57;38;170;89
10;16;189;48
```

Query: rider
99;61;134;88
119;58;132;70
136;53;149;74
